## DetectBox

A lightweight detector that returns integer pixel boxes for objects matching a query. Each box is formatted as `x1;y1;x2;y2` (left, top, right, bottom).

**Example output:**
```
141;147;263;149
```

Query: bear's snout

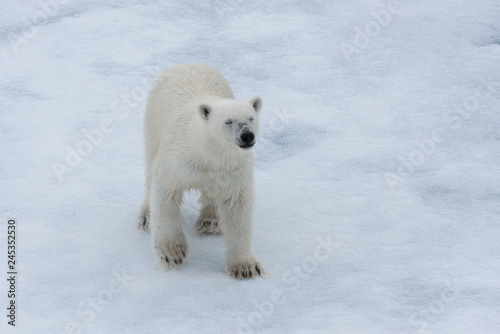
239;130;255;148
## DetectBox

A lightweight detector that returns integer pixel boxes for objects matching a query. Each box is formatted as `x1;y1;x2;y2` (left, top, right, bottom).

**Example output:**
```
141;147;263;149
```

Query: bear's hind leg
138;160;153;231
194;193;221;234
137;202;150;231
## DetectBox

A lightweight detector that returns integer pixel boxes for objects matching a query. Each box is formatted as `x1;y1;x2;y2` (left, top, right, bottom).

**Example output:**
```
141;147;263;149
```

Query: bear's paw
227;260;264;279
194;218;222;235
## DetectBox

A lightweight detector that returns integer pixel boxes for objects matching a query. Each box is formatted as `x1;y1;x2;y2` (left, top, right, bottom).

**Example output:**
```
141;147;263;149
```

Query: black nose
240;131;254;144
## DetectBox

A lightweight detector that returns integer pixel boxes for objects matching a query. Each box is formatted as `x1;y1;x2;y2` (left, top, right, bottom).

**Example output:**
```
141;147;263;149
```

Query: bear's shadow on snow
255;122;330;167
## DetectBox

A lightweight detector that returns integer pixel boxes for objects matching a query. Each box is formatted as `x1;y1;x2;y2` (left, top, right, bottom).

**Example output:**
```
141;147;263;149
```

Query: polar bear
138;63;264;279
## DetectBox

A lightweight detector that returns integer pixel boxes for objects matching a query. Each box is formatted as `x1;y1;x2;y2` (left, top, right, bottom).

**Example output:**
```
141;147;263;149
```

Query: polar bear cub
138;63;264;279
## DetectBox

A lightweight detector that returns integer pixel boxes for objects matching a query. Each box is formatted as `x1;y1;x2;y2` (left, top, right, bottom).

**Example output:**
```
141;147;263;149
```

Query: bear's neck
195;141;253;173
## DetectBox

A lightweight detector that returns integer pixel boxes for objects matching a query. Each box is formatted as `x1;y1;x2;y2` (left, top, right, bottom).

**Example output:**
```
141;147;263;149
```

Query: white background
1;0;499;333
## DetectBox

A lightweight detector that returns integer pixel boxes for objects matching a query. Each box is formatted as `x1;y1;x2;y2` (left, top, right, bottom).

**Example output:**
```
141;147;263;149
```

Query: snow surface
1;0;500;333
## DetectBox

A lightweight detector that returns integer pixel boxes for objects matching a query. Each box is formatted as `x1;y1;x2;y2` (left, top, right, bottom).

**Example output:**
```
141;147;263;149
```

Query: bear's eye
225;119;233;125
249;116;254;121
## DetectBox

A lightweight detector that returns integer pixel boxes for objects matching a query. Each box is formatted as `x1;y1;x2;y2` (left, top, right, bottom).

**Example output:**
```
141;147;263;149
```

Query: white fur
139;63;263;279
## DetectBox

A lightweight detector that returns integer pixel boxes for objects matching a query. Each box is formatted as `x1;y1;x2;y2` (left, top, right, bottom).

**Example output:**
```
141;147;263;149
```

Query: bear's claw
228;261;264;279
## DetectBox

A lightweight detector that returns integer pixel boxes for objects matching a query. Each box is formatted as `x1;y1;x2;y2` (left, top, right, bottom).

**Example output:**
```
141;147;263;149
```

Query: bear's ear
249;96;262;113
198;104;211;120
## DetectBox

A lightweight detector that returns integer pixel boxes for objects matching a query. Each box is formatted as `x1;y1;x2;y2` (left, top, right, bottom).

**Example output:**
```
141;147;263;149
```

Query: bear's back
156;63;234;108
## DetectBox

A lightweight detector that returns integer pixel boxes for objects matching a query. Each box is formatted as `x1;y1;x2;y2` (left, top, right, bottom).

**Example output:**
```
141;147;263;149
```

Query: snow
1;0;500;333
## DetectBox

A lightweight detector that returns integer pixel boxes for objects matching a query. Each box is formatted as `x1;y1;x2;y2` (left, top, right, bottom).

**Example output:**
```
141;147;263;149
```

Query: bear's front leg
218;187;264;279
150;178;188;270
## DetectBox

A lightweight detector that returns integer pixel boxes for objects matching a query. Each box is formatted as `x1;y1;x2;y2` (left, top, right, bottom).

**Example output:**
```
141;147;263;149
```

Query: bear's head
198;96;262;151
